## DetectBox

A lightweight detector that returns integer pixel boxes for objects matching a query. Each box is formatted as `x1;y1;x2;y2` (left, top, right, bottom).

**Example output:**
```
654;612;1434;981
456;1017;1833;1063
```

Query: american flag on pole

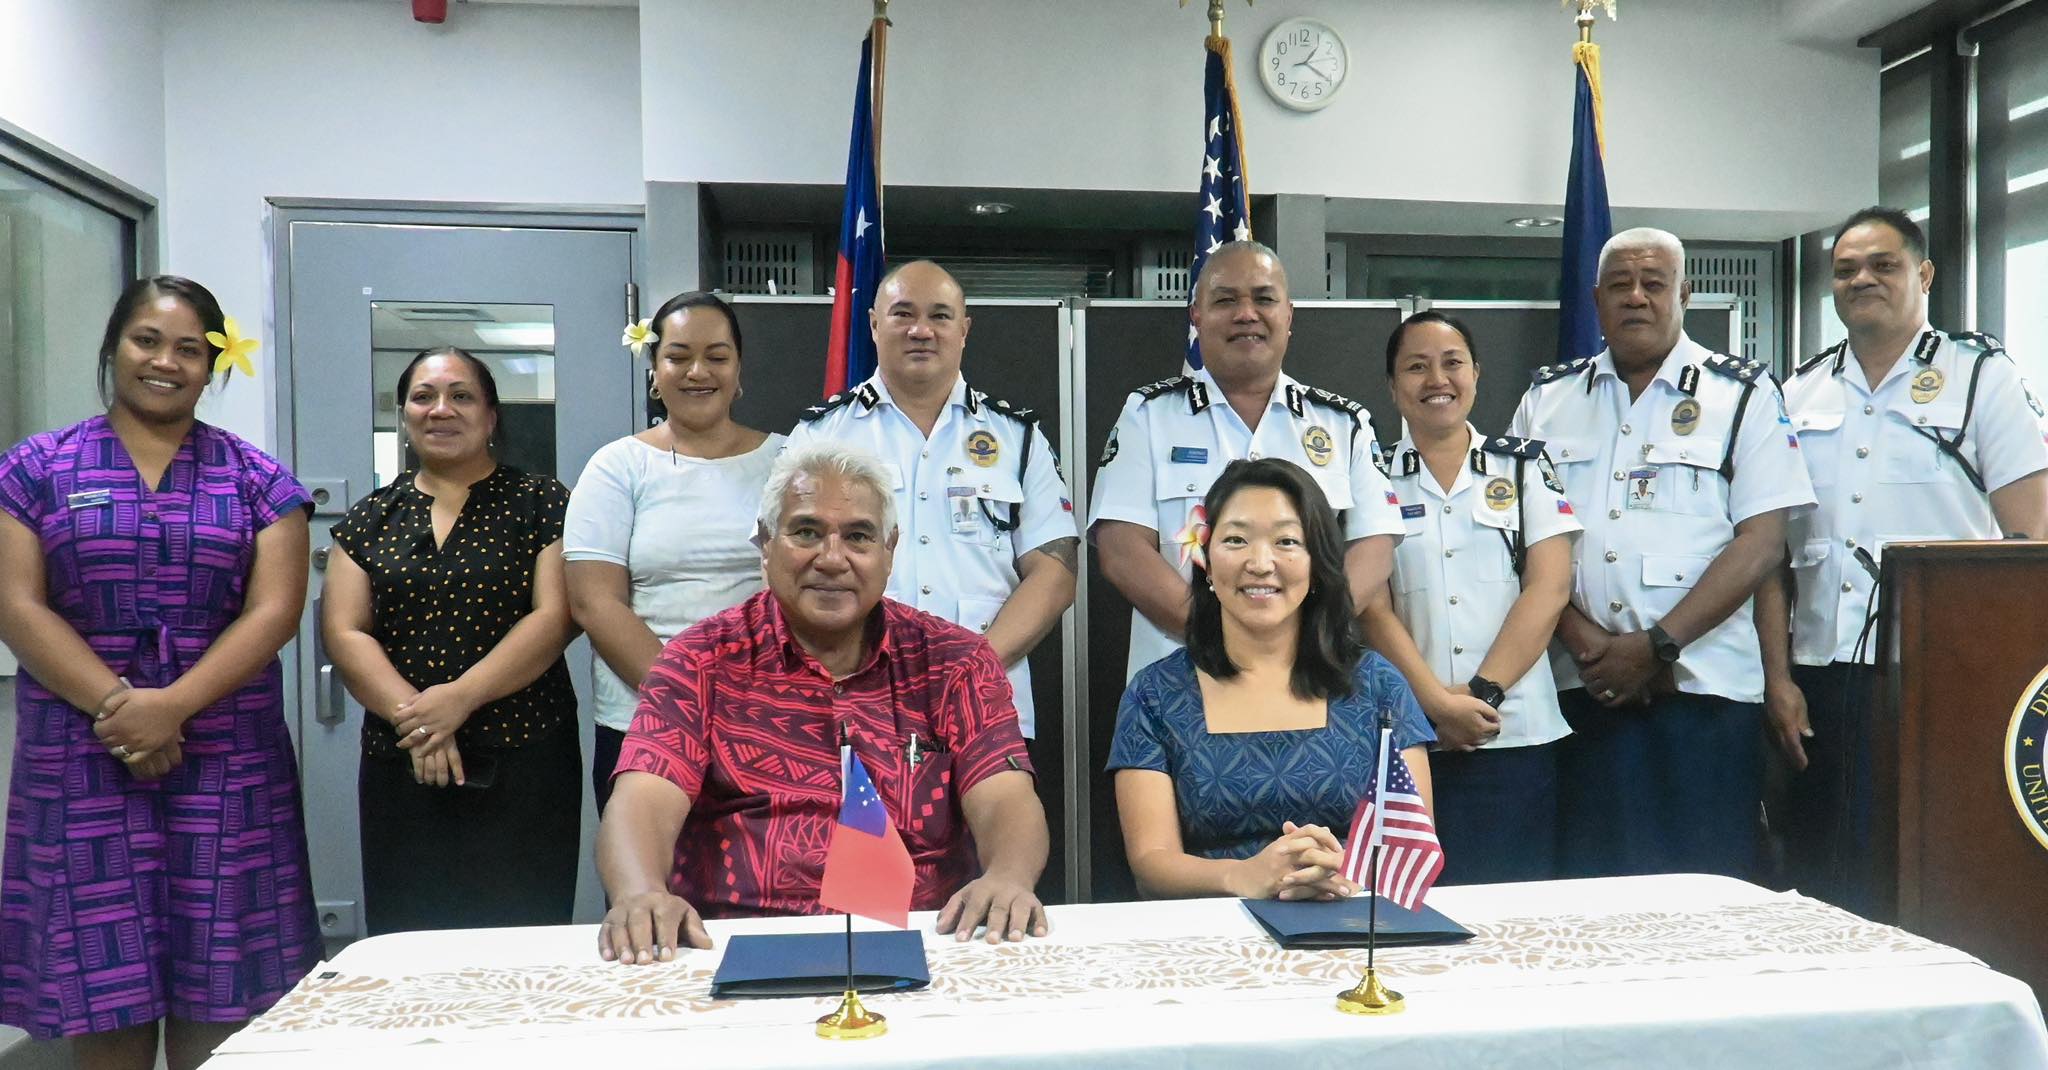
1186;31;1252;372
823;25;887;397
1340;725;1444;911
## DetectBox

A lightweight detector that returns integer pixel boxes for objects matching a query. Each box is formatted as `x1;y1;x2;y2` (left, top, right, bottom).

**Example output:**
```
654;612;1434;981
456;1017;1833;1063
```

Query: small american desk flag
1340;727;1444;912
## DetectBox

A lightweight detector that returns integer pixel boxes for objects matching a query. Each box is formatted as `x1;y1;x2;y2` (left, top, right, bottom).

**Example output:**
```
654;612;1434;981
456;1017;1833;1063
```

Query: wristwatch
1646;623;1683;663
1467;674;1507;710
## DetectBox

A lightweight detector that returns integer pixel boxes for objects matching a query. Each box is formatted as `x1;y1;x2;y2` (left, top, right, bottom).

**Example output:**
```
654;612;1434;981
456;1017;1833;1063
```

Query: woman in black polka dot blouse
321;347;580;936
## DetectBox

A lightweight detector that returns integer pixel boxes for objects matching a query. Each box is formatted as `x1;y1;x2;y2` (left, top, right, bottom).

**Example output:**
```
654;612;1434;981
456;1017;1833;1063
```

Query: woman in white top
1359;312;1581;885
565;291;783;811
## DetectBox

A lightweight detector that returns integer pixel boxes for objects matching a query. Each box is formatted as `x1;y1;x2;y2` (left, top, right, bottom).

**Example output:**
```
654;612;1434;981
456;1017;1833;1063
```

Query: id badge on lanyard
946;467;979;535
1626;468;1658;510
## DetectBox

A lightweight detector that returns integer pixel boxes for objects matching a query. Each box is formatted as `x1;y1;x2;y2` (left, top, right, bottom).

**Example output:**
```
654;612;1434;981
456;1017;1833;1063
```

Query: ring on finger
110;744;131;759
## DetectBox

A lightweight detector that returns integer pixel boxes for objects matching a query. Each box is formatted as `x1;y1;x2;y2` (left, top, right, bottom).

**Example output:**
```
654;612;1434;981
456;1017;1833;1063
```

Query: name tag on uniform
1400;504;1426;519
1625;467;1658;510
947;483;980;535
1169;446;1208;464
66;489;112;510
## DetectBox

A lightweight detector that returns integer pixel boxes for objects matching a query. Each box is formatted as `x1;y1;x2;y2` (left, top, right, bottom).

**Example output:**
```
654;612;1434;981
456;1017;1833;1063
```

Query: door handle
312;594;346;727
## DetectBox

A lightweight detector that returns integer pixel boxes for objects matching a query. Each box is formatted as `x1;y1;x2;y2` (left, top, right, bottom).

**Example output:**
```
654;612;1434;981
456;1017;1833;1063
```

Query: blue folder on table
1243;896;1474;950
710;930;931;998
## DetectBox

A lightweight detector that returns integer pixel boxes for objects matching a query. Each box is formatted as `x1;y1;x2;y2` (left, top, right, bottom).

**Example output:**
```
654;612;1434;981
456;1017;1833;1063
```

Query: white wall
163;0;645;449
641;0;1877;220
0;0;167;199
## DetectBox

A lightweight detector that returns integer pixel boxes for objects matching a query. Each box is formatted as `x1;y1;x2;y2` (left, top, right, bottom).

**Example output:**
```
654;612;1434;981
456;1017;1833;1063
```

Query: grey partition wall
720;296;1078;904
1072;299;1406;901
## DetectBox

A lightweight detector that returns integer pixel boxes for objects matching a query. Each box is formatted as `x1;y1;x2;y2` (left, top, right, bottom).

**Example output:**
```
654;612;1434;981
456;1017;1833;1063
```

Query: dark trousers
1431;741;1560;886
1557;688;1764;880
592;723;627;815
360;720;582;936
1774;662;1879;917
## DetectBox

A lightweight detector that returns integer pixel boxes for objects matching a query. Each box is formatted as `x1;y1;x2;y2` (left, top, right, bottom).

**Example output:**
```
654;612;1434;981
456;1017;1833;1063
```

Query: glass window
1976;4;2048;385
0;159;131;448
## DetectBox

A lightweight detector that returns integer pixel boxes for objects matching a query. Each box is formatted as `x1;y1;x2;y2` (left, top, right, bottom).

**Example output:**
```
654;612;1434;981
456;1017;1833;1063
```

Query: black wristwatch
1646;623;1683;663
1467;674;1507;710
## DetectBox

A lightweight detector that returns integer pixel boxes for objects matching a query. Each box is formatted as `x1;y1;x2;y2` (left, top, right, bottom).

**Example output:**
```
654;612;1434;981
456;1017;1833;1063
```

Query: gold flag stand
1336;966;1405;1016
816;987;888;1039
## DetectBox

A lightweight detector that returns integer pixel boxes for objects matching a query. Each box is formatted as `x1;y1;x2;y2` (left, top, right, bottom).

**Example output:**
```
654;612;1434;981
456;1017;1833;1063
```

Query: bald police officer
788;260;1078;738
1090;240;1404;679
1513;227;1816;881
1762;206;2048;915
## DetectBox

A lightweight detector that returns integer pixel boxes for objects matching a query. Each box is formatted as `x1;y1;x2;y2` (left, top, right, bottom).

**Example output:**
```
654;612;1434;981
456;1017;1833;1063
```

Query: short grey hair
758;439;898;539
1597;227;1687;279
1194;239;1287;298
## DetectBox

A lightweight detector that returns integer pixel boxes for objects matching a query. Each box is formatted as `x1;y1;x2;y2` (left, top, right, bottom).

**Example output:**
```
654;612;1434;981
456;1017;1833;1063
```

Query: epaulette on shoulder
1948;330;2007;356
1303;385;1365;417
1481;434;1547;460
1532;356;1593;385
799;391;858;423
1796;341;1846;378
1703;351;1767;385
1134;375;1191;400
983;394;1039;424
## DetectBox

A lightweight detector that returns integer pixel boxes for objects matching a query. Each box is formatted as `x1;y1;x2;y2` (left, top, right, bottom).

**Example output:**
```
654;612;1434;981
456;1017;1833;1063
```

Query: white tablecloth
204;875;2048;1069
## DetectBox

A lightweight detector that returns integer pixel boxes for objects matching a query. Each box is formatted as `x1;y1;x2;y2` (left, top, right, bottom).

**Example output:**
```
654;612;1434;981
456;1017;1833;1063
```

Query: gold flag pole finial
1565;0;1617;44
873;0;888;21
1181;0;1251;41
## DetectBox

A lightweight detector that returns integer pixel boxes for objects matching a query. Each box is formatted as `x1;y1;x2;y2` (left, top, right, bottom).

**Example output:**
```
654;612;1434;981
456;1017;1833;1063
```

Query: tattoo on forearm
1032;537;1080;574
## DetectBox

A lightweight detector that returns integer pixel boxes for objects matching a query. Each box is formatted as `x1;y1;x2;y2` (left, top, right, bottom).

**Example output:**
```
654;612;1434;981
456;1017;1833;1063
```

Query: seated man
596;439;1050;963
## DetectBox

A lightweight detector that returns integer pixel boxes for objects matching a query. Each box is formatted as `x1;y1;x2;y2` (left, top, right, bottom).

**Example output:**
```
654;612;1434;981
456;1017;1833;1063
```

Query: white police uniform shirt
1785;325;2048;666
1088;364;1404;681
788;372;1077;737
1387;425;1582;748
1510;333;1816;703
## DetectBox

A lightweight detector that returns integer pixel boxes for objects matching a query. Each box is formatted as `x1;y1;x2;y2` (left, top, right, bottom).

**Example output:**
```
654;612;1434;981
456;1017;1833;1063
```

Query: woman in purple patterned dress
0;276;321;1070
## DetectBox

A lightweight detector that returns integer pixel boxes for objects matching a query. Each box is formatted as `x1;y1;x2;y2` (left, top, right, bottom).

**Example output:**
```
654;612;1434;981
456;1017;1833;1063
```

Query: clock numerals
1262;19;1343;112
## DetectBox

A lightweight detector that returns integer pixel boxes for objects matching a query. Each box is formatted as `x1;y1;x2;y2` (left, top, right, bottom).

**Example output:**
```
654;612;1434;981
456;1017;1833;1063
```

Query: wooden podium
1880;541;2048;996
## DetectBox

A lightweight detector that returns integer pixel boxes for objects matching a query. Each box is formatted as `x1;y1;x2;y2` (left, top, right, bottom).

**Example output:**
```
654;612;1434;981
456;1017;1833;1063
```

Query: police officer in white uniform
1762;207;2048;915
1090;240;1404;680
1359;312;1581;885
788;260;1078;738
1512;227;1816;880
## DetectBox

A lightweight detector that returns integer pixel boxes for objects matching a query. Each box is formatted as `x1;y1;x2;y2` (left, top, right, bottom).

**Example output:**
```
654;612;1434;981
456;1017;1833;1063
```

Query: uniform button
1448;595;1460;605
1856;446;1870;458
1678;449;1689;460
1844;538;1856;549
1863;404;1875;415
1608;600;1624;612
1186;483;1197;492
920;585;932;595
1249;450;1261;460
1443;504;1452;514
918;491;929;501
1453;645;1465;655
921;449;930;458
1851;493;1864;504
1621;423;1633;435
1842;581;1854;592
1443;549;1454;558
918;535;930;545
1608;509;1621;520
1915;415;1928;425
1604;550;1618;563
1613;471;1625;481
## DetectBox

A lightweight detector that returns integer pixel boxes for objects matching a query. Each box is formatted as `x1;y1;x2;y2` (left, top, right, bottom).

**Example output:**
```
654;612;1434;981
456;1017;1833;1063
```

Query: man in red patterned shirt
596;440;1050;963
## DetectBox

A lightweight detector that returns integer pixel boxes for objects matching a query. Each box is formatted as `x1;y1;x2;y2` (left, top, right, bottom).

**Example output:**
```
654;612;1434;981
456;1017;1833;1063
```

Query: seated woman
1108;458;1435;900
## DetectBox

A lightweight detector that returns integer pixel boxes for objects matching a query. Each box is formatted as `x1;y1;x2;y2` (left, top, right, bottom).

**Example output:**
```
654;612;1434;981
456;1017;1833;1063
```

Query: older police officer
1513;227;1815;880
787;260;1077;739
1762;206;2048;915
1089;240;1403;680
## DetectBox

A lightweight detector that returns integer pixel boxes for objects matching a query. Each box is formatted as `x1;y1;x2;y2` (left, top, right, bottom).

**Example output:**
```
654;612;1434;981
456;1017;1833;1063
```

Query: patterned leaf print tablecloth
219;895;1978;1055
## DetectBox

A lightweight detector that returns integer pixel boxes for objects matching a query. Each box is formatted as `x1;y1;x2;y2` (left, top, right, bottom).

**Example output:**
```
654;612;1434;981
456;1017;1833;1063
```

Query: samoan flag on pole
1556;35;1613;362
1186;31;1252;372
823;27;886;398
819;744;914;929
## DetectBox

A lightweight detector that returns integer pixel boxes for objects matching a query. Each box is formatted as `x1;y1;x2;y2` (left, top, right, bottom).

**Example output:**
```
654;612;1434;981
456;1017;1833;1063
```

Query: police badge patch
1099;429;1119;467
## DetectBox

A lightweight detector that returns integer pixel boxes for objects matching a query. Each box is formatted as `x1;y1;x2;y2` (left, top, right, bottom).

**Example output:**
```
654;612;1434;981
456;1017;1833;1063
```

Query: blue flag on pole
1187;33;1251;372
825;27;886;398
1557;41;1612;362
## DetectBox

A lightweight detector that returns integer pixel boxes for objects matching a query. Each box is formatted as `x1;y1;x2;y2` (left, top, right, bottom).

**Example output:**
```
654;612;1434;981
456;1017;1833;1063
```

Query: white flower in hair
622;318;655;357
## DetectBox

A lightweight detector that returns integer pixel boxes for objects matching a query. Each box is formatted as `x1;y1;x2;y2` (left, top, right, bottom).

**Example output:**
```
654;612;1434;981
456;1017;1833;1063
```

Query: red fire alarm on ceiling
414;0;447;23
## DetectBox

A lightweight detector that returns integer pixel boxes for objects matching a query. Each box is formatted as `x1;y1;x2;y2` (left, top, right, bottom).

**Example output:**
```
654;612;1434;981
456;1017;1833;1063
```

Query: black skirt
358;718;582;936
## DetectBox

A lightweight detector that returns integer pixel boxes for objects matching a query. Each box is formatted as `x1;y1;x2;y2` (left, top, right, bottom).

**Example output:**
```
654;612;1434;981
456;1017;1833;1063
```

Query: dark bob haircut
1833;206;1927;263
396;346;502;448
1383;310;1480;377
1186;458;1364;700
97;275;229;405
649;290;744;358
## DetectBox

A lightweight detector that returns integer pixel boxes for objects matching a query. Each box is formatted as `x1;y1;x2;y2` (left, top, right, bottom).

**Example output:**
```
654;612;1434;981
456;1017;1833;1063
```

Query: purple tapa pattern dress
0;415;322;1039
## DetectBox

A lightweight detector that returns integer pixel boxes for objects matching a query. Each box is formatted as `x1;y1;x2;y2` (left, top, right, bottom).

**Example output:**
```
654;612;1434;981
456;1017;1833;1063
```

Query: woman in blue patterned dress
0;277;321;1069
1108;458;1436;900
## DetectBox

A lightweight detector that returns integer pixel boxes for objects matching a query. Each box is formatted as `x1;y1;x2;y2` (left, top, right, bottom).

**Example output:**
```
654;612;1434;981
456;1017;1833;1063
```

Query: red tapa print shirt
617;590;1032;918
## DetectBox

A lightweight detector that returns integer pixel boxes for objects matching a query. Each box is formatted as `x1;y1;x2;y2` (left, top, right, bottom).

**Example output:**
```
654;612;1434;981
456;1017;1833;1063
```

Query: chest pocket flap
1888;396;1966;433
1793;409;1844;434
972;471;1024;507
1153;460;1223;504
1642;553;1712;588
880;462;907;492
1308;462;1356;511
1642;438;1727;470
1544;437;1601;466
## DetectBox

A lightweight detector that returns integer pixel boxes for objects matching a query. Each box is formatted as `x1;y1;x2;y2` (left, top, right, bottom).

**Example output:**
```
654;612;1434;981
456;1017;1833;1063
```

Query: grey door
282;220;637;941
